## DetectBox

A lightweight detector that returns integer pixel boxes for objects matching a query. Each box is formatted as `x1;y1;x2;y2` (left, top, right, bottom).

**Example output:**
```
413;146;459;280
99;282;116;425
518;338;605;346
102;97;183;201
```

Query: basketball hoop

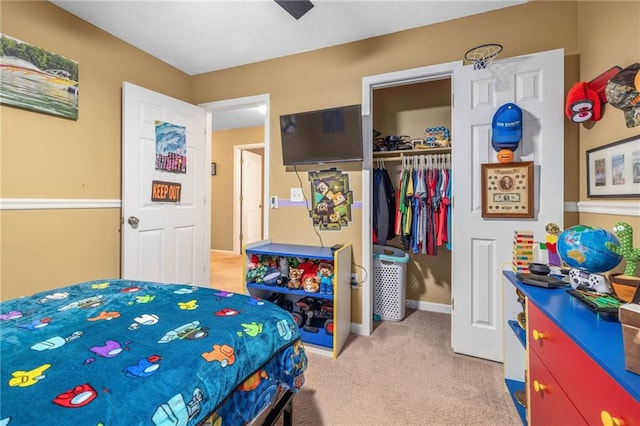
464;43;503;70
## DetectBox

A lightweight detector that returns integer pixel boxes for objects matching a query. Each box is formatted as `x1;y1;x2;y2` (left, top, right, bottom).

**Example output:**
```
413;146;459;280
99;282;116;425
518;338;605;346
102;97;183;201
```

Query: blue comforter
0;279;307;425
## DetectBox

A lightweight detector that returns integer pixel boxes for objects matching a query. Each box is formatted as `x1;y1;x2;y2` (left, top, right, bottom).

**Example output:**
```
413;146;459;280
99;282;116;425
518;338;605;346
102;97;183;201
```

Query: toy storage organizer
243;240;352;359
373;244;410;321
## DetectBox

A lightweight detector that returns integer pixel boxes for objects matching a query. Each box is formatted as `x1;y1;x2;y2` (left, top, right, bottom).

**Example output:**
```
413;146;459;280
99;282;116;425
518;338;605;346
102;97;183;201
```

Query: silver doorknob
128;216;139;228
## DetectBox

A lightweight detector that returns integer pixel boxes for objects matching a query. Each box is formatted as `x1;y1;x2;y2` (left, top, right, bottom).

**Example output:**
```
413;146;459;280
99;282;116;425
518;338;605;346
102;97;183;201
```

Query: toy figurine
303;276;320;293
317;262;334;294
545;222;561;266
288;268;304;290
606;222;640;302
606;222;639;277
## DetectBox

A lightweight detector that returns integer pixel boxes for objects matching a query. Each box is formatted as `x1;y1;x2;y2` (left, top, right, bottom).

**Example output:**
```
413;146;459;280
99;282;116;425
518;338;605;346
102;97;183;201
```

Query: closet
372;78;453;311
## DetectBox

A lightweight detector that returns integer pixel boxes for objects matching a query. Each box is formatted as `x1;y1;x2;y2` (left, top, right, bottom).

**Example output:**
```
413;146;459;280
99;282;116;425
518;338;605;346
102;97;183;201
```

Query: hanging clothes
372;160;396;245
394;153;452;256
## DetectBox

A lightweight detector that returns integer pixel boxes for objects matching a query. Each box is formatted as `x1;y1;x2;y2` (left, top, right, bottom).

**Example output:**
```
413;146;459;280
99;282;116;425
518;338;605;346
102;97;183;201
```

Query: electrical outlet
350;273;358;287
290;188;304;202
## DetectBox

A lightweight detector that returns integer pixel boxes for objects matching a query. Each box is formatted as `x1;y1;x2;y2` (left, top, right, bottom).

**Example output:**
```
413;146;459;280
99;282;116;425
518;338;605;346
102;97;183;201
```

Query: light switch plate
290;188;304;202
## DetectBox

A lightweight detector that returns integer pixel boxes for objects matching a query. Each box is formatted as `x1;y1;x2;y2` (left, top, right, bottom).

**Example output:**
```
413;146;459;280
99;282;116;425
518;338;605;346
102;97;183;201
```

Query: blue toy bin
373;245;410;321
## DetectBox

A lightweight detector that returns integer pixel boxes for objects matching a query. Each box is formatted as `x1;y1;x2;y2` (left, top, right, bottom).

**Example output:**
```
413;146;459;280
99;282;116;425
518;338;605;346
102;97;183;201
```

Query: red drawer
528;301;640;425
529;349;587;425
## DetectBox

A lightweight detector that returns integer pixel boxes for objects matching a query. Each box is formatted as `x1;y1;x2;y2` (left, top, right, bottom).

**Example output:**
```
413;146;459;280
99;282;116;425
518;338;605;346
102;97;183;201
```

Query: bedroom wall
210;126;264;251
2;1;638;322
190;0;584;322
575;1;640;275
0;1;192;300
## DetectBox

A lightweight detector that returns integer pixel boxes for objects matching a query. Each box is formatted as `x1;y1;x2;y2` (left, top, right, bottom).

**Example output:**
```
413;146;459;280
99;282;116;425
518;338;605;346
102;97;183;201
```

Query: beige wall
2;1;639;320
575;1;640;275
210;126;264;251
190;0;583;322
0;1;191;300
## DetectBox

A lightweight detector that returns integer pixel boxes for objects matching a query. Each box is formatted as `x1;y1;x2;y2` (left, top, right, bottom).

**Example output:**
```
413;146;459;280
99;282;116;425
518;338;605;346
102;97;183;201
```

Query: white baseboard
210;249;236;254
406;299;452;314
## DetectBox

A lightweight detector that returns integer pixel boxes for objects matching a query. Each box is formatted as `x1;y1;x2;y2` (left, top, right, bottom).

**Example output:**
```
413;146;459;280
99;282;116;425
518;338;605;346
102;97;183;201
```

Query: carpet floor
211;252;522;425
285;309;522;426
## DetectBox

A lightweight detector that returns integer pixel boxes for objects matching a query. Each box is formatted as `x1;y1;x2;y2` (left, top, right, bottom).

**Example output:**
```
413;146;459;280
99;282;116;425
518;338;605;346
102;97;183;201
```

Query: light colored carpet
285;309;522;426
211;253;521;425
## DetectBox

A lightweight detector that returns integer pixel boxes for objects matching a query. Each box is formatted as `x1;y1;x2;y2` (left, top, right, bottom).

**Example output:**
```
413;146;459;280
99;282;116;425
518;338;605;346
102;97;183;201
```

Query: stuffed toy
275;275;290;287
262;268;281;286
288;267;304;290
566;81;601;123
303;276;320;293
246;265;267;284
298;260;319;278
317;262;334;294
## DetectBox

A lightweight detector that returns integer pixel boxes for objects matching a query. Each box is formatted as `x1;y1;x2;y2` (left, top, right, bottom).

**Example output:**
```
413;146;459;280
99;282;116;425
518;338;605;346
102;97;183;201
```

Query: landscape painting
0;33;78;120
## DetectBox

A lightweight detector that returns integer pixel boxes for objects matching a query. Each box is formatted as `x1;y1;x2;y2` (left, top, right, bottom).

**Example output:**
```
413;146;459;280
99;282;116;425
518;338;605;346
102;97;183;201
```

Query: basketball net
464;43;503;78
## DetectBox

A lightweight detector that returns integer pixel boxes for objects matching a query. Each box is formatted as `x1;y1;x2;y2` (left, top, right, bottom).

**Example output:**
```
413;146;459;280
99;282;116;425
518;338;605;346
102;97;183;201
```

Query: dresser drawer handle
601;410;623;426
532;330;546;341
533;380;547;393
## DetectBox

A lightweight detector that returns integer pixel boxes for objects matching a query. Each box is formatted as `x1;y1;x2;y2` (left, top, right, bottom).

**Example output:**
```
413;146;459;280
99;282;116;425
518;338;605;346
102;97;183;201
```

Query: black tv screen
280;104;363;165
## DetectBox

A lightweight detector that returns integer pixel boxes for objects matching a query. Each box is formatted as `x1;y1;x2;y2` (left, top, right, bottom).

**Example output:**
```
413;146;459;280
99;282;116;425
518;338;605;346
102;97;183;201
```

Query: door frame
360;61;461;336
234;143;264;253
199;94;270;255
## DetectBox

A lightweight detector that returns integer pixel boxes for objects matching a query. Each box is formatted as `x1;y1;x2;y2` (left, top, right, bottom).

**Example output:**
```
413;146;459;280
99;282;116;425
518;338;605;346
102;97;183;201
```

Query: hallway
210;251;244;294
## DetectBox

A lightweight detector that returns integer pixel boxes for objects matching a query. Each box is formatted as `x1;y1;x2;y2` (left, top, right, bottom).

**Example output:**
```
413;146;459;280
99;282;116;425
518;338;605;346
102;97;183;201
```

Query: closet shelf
373;147;451;159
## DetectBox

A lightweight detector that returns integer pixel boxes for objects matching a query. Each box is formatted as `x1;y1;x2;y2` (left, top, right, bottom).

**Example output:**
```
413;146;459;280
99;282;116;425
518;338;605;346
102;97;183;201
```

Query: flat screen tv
280;104;363;165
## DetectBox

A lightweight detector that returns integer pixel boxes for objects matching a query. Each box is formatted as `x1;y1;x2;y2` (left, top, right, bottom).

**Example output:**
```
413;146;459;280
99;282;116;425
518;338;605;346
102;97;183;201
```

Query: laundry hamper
373;244;410;321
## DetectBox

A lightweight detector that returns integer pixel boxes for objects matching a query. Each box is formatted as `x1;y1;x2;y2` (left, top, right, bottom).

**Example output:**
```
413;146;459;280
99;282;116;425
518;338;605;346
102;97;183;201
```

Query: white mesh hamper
373;245;410;321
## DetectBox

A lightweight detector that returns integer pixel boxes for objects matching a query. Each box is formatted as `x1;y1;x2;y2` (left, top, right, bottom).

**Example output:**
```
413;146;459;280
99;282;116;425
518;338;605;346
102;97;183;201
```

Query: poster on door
155;121;187;173
309;168;353;230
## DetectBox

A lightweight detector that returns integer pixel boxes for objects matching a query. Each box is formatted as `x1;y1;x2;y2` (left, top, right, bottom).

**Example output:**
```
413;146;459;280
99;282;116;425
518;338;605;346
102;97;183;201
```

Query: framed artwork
586;135;640;198
0;33;78;120
481;161;534;218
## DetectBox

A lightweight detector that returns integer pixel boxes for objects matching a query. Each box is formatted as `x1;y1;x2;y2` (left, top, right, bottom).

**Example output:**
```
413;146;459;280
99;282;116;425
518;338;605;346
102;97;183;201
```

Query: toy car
266;293;293;313
293;297;333;335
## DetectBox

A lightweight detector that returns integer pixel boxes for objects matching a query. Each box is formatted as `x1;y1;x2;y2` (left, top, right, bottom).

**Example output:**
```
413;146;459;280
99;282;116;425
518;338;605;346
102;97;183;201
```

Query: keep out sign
151;180;181;202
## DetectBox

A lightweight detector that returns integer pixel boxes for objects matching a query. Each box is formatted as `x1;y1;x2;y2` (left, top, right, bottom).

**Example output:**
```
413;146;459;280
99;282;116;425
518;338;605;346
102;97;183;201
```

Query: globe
557;225;622;273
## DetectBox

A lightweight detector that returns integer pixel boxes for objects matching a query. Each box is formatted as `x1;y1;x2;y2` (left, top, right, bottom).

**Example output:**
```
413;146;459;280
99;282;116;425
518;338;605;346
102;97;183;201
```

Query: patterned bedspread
0;279;307;425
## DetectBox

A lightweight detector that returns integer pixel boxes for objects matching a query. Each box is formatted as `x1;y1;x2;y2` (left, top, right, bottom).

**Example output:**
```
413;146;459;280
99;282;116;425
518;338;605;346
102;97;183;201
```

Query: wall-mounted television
280;104;363;165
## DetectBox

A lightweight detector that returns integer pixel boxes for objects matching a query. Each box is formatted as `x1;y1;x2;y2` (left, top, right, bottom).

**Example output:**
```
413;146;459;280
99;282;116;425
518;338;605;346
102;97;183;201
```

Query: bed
0;279;307;425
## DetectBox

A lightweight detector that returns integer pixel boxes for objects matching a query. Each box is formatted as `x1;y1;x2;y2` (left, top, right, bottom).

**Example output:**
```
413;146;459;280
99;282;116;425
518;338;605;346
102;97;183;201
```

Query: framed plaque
481;161;534;218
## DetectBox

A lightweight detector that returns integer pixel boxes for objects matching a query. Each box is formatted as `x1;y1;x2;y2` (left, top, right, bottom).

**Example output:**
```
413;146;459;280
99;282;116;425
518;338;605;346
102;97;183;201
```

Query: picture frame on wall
481;161;534;218
0;33;79;120
586;135;640;198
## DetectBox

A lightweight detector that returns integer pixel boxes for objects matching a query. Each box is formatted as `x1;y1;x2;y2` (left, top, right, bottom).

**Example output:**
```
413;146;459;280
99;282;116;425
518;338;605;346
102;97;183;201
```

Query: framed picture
0;33;79;120
481;161;534;218
586;135;640;198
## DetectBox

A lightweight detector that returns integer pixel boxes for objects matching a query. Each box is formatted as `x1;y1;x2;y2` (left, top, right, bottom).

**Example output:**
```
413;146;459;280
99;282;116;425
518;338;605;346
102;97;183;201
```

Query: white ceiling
50;0;527;129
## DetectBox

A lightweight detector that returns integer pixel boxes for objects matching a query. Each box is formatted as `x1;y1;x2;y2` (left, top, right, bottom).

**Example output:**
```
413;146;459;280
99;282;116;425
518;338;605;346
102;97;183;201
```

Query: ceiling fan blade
274;0;314;20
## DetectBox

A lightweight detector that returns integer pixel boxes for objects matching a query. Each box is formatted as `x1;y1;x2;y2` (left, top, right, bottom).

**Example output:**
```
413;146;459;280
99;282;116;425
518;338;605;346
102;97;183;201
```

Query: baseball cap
492;103;522;148
566;81;601;122
605;63;640;128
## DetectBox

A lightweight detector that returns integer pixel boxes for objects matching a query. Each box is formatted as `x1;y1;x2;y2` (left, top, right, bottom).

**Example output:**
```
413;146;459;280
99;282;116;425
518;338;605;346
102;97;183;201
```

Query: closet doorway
371;78;454;329
361;61;459;338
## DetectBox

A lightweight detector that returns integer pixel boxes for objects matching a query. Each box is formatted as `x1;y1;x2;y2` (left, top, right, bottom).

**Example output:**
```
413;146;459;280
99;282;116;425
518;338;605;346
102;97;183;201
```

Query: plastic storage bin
373;245;410;321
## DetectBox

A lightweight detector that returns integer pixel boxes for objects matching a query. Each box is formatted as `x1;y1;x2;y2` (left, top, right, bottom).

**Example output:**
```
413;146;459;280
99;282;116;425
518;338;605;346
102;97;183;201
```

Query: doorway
200;94;270;292
360;61;459;337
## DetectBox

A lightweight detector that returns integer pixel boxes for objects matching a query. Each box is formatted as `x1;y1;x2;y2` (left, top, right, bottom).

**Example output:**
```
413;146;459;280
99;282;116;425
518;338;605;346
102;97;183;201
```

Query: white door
451;49;564;361
122;82;210;286
241;149;263;246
